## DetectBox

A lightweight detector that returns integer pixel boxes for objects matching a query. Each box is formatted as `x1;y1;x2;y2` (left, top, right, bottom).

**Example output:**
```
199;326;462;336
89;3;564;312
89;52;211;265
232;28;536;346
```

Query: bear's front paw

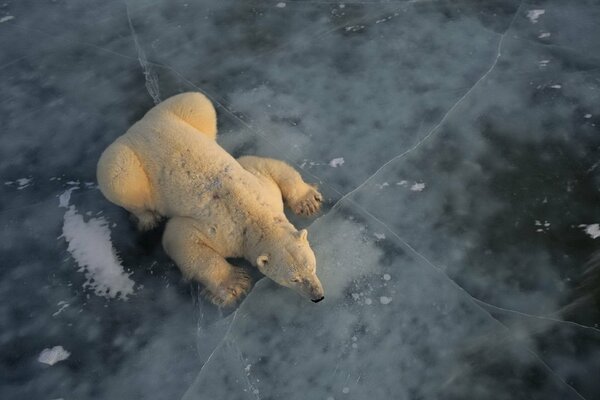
290;187;323;216
203;268;253;307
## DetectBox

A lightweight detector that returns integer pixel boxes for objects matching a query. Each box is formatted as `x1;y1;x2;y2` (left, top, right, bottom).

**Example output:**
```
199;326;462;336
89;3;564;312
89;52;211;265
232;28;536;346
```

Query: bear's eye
291;277;301;283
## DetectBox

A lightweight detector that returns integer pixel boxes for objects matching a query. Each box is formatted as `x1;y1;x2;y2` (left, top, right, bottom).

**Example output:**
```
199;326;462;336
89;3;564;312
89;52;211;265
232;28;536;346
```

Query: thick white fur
97;92;324;306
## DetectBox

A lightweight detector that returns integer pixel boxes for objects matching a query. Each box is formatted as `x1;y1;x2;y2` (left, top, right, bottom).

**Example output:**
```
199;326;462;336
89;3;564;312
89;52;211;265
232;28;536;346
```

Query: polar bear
97;92;325;306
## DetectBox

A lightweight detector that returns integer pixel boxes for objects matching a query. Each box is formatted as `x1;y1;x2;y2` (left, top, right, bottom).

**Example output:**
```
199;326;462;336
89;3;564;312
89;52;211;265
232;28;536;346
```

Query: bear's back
118;109;273;223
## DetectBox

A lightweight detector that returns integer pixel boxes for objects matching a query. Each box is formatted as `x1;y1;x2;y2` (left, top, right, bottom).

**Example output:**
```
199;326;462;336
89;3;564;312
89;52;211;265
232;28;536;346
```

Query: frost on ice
59;189;135;299
38;346;70;366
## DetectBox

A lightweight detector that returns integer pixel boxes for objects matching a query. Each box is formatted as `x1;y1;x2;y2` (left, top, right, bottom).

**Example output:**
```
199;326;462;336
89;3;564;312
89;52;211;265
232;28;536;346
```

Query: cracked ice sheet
182;206;582;400
336;5;600;398
1;0;600;399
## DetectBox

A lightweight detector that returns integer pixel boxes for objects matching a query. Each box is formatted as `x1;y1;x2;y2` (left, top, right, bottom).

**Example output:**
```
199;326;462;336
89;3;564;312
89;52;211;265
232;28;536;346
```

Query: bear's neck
242;216;296;264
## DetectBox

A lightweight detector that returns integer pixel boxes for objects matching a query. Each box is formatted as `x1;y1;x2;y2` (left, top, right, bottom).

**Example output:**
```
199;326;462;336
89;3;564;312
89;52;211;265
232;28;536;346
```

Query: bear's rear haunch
97;92;325;306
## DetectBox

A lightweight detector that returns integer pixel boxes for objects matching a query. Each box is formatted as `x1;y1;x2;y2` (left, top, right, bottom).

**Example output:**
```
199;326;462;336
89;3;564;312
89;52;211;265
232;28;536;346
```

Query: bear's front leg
237;156;323;216
163;217;252;306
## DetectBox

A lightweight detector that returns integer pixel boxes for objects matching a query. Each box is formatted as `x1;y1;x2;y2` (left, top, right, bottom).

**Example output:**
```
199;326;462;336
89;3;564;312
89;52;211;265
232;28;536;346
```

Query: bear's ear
256;254;270;268
297;229;308;241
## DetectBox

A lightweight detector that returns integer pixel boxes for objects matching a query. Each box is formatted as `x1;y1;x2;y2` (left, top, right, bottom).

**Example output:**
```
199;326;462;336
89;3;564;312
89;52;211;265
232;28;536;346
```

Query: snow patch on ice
59;189;135;300
374;233;386;240
5;177;33;189
0;15;14;23
344;25;365;33
549;84;562;89
52;301;70;317
38;346;70;366
329;157;345;168
526;9;545;24
580;224;600;239
276;2;286;8
538;32;551;38
379;296;392;305
410;182;426;192
584;114;592;119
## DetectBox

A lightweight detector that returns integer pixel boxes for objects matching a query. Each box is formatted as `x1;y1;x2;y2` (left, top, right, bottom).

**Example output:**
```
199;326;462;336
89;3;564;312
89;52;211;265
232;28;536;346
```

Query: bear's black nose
312;296;325;303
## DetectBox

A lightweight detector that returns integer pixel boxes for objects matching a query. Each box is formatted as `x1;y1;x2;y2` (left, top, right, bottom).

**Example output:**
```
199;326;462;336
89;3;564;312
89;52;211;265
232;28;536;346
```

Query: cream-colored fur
97;92;324;306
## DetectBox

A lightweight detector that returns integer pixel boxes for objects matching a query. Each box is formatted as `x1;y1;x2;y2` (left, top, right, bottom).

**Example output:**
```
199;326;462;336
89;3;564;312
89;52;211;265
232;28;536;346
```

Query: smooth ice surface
2;0;600;399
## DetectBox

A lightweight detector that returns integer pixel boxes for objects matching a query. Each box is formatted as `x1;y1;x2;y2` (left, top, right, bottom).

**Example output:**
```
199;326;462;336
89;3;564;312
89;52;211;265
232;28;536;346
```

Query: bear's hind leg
97;141;160;231
154;92;217;140
163;217;252;307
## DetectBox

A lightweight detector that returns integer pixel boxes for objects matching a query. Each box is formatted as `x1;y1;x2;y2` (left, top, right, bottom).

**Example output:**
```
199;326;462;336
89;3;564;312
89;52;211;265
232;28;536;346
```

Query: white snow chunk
342;387;350;394
584;114;592;119
58;188;76;208
538;32;551;38
539;60;550;67
38;346;70;366
329;157;345;168
52;301;70;317
527;9;545;24
549;84;562;89
396;180;408;186
581;224;600;239
15;177;32;190
373;233;386;240
0;16;14;23
276;2;286;8
344;25;364;32
383;274;391;281
59;190;135;299
364;298;372;305
380;296;392;305
410;182;426;192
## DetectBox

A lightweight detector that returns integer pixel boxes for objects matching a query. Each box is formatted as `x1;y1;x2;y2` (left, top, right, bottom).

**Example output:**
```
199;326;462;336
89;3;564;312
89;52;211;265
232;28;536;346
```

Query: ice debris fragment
329;157;345;168
38;346;70;366
527;9;545;24
580;224;600;239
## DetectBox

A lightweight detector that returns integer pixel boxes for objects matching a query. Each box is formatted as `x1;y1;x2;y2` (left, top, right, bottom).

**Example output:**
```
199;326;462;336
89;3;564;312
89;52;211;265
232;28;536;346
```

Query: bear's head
255;228;325;303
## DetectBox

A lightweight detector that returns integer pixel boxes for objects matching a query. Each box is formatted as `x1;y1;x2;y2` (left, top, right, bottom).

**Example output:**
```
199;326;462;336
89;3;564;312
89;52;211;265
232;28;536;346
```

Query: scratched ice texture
2;0;600;399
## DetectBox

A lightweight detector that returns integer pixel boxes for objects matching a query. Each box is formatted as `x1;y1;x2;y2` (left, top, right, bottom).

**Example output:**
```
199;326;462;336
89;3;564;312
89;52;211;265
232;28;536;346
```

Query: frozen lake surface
2;0;600;399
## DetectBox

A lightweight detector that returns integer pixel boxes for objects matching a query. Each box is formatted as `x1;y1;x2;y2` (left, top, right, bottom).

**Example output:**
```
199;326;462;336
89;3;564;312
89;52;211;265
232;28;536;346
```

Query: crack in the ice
180;308;240;400
474;299;600;335
346;198;591;399
328;1;522;214
124;1;161;105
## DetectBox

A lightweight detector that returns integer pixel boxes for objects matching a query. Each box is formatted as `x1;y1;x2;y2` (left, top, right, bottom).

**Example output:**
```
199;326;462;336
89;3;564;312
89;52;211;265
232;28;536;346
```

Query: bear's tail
153;92;218;140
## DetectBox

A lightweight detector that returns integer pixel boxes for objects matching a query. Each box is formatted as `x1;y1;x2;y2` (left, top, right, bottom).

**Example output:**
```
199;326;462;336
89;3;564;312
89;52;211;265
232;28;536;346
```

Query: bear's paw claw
291;187;323;216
